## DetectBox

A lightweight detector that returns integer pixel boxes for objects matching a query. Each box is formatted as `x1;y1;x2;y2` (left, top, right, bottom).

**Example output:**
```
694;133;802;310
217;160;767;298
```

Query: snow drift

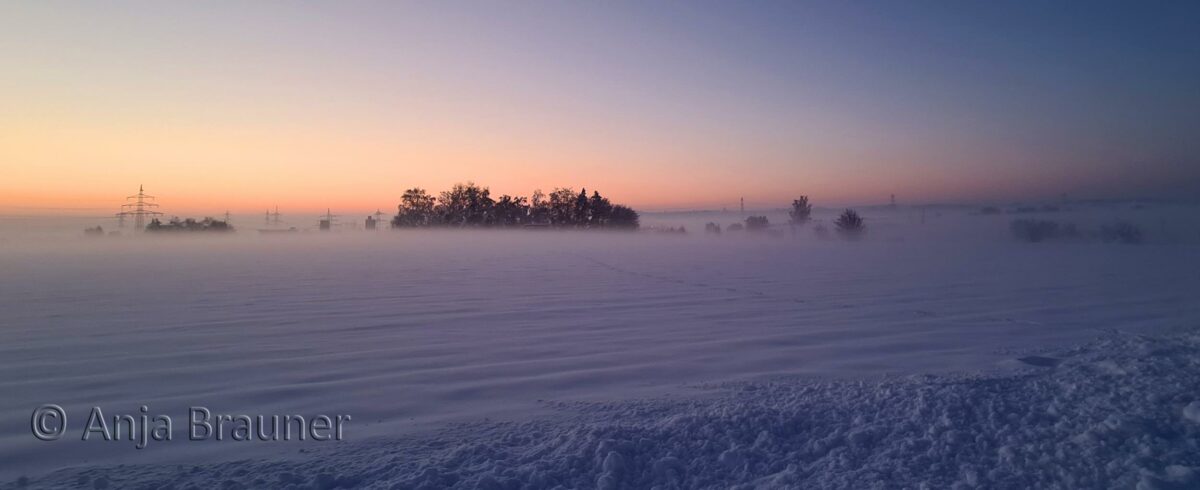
7;328;1200;489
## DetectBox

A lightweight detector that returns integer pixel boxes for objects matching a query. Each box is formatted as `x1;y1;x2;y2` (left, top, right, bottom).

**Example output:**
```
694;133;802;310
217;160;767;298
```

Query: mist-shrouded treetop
789;196;813;225
835;209;865;239
391;183;638;230
745;216;770;231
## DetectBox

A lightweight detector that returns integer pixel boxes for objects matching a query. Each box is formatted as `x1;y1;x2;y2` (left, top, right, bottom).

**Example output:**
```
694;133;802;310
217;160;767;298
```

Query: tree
393;188;436;227
789;196;813;225
493;195;529;227
436;184;467;225
745;215;769;231
589;191;612;227
437;182;494;226
608;205;639;229
529;189;550;225
835;209;865;239
574;188;591;227
548;188;576;227
464;183;495;226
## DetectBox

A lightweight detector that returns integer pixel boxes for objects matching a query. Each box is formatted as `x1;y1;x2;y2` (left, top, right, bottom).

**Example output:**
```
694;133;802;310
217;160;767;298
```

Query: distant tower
371;209;386;230
116;185;164;232
740;197;745;216
224;210;232;225
319;208;338;231
265;206;283;227
365;215;377;230
890;194;897;208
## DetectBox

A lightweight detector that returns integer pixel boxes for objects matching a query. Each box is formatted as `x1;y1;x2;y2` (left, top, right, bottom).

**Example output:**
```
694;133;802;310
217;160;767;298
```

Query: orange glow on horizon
1;110;1109;216
5;2;1194;216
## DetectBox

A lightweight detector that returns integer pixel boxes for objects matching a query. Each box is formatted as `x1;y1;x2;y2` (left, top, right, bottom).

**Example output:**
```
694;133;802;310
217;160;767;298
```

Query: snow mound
9;329;1200;489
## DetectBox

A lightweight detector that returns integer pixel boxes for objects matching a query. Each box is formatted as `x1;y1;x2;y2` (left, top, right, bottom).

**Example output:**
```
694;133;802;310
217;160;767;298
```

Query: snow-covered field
2;205;1199;488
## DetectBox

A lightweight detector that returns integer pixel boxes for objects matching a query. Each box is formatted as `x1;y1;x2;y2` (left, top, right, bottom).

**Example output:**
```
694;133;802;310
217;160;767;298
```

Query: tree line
391;183;639;229
146;217;234;233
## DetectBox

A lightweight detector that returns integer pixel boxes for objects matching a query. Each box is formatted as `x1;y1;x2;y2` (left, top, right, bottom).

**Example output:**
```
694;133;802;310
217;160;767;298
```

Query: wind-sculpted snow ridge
11;329;1200;490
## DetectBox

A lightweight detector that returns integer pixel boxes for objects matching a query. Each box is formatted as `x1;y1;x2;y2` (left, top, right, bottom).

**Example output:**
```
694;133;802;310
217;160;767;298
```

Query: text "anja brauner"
32;405;351;449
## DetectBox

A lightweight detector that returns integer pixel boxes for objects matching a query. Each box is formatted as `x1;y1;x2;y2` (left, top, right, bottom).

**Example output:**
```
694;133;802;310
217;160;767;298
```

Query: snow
1;205;1199;487
6;328;1200;489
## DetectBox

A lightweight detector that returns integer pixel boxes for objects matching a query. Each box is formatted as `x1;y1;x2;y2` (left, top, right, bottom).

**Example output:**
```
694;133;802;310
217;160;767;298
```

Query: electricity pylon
116;185;163;232
264;206;283;227
372;209;386;230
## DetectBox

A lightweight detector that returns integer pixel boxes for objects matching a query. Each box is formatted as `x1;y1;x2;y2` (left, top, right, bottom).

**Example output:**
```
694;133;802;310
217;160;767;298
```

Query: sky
2;1;1198;215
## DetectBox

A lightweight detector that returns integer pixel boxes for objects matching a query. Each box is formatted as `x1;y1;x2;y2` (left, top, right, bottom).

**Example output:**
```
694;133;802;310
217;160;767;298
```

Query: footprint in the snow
1017;356;1062;368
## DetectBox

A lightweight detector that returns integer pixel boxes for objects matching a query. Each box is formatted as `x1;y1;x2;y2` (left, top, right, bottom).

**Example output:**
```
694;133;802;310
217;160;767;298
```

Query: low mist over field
3;202;1200;485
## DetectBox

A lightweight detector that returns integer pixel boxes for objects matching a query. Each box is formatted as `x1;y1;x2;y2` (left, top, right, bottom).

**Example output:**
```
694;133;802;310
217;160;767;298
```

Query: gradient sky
2;1;1198;214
